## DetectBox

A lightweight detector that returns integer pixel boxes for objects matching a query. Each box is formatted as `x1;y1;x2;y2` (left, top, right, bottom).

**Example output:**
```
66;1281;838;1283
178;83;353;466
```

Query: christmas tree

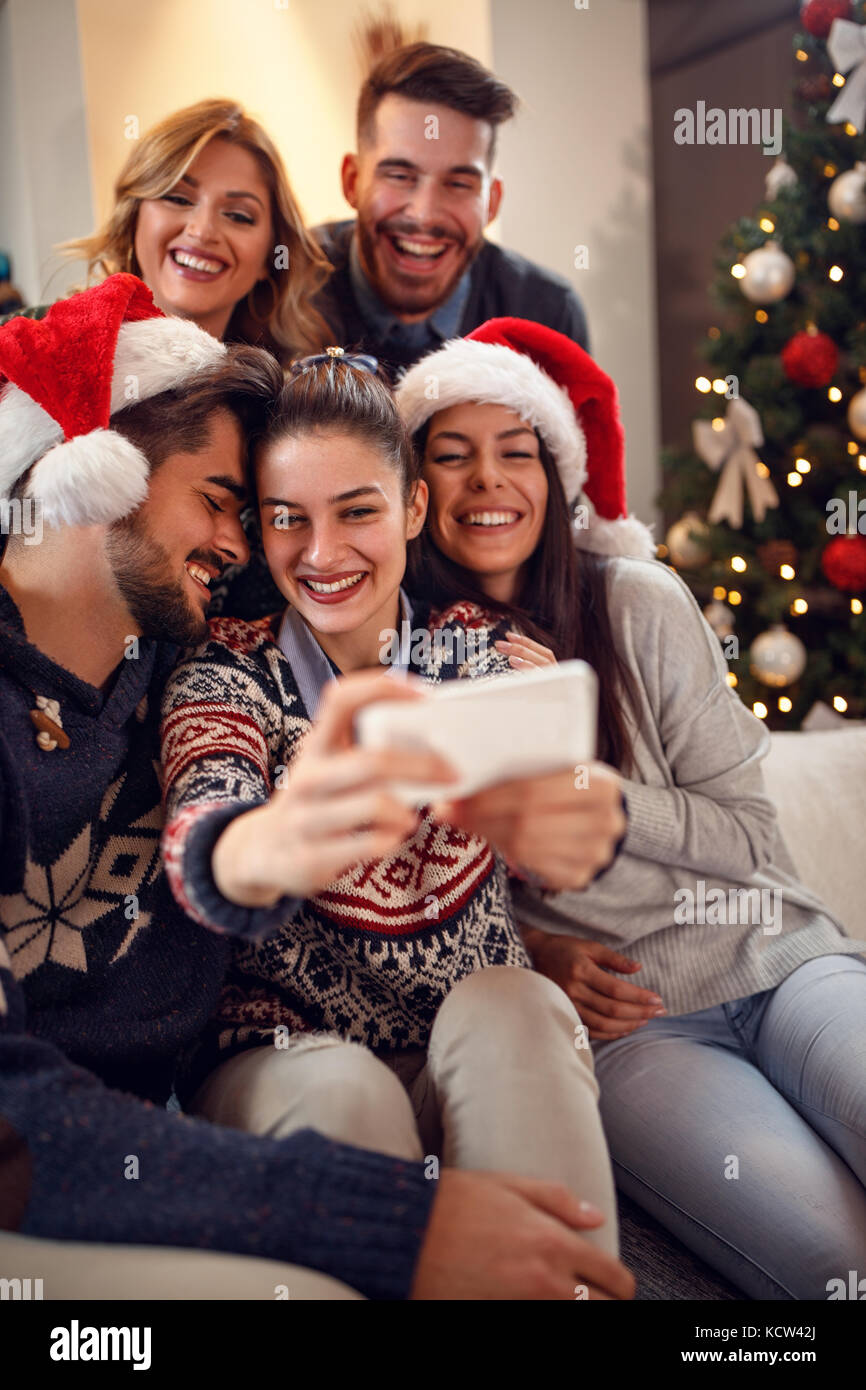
658;0;866;729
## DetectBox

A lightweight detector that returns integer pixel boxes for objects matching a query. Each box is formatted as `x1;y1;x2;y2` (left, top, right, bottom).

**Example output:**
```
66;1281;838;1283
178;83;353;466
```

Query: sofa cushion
763;729;866;939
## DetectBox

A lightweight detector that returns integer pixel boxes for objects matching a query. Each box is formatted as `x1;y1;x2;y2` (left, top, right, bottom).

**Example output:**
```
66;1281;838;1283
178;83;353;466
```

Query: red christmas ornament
800;0;852;39
781;329;839;387
821;534;866;590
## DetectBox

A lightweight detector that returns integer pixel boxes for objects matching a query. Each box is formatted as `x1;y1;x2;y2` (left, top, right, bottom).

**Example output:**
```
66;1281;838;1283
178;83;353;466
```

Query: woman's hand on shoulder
212;673;458;906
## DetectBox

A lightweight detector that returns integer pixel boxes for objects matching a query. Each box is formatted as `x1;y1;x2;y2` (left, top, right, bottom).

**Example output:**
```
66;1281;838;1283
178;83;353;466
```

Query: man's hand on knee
410;1170;635;1301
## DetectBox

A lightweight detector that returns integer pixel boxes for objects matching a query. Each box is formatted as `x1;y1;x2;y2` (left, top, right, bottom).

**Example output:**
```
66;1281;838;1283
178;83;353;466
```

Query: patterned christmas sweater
0;585;436;1299
160;601;531;1092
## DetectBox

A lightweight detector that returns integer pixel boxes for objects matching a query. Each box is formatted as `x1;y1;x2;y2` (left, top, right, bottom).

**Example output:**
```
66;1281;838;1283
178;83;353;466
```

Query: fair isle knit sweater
514;557;866;1017
160;601;530;1095
0;586;436;1300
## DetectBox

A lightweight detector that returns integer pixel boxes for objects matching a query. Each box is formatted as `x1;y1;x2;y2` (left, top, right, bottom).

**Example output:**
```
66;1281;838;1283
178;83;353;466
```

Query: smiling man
314;43;590;379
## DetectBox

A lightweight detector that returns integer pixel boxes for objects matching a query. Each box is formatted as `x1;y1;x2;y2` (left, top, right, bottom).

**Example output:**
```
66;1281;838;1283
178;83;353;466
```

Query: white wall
0;0;93;303
491;0;660;528
75;0;492;230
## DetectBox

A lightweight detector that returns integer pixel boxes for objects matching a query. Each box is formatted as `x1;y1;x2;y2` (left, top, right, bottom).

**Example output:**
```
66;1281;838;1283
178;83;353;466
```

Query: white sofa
762;727;866;941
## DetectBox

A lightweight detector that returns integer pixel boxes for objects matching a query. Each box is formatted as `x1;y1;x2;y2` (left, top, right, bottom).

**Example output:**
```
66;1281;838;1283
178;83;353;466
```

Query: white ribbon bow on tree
826;18;866;133
692;396;779;530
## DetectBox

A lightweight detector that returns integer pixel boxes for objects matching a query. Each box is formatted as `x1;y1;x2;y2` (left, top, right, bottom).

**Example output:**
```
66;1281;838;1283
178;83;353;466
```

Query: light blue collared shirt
348;230;470;353
276;590;415;719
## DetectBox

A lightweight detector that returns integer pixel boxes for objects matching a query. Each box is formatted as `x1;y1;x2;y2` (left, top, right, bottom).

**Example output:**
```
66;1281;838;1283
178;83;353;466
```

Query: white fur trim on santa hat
0;384;64;492
573;498;656;561
397;338;587;503
109;316;227;414
27;429;150;528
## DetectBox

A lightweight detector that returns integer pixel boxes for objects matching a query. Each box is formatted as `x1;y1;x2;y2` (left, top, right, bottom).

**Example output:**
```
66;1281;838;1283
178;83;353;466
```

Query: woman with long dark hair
396;317;866;1300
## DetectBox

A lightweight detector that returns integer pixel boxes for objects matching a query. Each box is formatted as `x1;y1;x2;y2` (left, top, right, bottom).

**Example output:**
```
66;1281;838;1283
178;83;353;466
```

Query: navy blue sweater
0;586;435;1298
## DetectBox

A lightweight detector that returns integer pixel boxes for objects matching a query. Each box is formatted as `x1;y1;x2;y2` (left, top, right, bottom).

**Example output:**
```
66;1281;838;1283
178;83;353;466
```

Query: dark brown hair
254;355;420;500
111;344;284;472
357;43;519;164
406;427;637;773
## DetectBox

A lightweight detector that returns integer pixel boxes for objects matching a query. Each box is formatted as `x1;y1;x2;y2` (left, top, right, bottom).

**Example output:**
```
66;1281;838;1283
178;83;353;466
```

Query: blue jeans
593;954;866;1300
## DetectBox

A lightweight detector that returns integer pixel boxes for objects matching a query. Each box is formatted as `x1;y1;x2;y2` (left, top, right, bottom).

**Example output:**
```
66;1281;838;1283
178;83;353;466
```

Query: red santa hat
395;317;655;560
0;273;227;528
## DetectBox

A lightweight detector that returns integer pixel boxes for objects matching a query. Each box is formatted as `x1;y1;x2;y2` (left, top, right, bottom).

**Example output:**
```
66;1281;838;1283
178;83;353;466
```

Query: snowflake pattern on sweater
160;603;531;1082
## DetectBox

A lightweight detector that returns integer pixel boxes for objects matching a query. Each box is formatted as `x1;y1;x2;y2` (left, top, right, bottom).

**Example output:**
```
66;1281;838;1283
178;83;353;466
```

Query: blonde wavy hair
62;98;332;361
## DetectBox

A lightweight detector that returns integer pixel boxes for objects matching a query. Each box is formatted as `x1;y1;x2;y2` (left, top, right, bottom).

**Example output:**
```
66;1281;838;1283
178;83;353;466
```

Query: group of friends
1;42;864;1302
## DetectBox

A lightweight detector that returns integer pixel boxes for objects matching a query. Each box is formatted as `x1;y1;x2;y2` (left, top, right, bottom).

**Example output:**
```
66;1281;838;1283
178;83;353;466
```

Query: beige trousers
192;965;620;1256
0;1231;362;1300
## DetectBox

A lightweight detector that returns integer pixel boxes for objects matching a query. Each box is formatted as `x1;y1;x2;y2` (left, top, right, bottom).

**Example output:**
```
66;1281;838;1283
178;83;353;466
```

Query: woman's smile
296;570;370;604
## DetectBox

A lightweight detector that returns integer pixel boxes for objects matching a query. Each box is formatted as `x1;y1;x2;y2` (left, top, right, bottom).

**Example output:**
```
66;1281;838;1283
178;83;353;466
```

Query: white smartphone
355;659;598;807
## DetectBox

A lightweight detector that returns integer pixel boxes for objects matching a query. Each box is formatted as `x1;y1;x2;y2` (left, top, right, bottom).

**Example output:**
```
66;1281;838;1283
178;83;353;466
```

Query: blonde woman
4;99;331;360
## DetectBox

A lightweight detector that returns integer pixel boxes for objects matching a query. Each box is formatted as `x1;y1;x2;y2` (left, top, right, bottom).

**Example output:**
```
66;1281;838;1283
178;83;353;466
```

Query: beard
357;216;483;316
106;515;212;648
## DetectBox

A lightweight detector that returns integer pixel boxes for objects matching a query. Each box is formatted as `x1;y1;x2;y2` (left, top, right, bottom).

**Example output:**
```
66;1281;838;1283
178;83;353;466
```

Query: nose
300;518;343;572
215;513;250;569
183;199;220;245
466;446;505;491
403;175;443;229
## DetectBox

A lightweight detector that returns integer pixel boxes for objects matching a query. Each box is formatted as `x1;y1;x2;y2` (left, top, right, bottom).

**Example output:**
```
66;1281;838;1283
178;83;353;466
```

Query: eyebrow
176;174;266;208
375;157;483;180
204;474;247;500
260;485;387;508
429;428;537;444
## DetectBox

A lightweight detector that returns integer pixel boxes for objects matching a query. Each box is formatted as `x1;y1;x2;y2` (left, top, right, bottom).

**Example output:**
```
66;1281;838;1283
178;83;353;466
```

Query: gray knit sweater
514;556;866;1016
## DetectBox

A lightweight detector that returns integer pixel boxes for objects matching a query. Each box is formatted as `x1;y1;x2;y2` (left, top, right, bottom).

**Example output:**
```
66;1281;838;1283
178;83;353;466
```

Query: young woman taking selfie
158;350;633;1300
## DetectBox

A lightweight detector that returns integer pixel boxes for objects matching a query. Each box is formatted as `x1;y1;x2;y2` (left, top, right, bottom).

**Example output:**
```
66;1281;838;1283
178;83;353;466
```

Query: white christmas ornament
739;242;796;305
847;385;866;441
665;512;711;568
765;157;798;199
703;600;735;638
828;163;866;223
749;625;807;688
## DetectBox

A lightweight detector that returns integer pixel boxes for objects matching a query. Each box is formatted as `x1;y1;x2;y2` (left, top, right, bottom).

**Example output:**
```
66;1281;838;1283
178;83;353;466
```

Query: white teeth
394;237;447;258
172;250;224;273
460;511;520;527
185;563;211;586
304;573;365;594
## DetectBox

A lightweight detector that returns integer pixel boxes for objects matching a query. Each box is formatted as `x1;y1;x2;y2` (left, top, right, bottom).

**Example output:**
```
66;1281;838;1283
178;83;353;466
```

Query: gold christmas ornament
703;600;735;637
846;384;866;440
749;625;807;688
665;512;711;568
828;163;866;221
